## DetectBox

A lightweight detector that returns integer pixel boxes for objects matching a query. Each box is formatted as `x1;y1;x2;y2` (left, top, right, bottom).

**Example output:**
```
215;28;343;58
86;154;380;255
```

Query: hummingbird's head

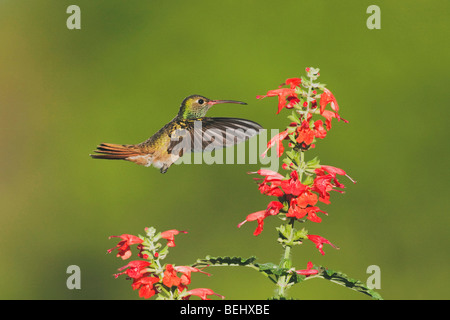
178;95;247;119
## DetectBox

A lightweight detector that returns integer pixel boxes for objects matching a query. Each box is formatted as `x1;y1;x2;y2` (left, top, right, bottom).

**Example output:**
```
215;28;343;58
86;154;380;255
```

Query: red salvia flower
237;210;267;236
184;288;225;300
313;120;327;139
266;200;283;214
280;77;302;89
162;264;181;288
307;234;339;255
286;95;300;109
287;190;327;222
107;234;144;260
280;170;307;196
174;266;211;287
132;276;160;299
296;261;319;276
257;88;297;114
320;88;339;114
249;169;284;181
296;120;316;145
249;169;285;197
312;165;350;204
161;229;187;247
114;260;151;279
261;129;289;158
258;182;284;197
237;201;283;236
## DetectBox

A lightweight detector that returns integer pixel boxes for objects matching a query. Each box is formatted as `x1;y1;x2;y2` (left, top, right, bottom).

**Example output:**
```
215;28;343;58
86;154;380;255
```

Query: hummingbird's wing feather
167;117;263;155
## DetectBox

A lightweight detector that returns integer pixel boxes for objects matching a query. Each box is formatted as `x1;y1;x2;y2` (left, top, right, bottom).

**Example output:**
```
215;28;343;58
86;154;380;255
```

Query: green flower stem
274;219;296;299
298;150;305;181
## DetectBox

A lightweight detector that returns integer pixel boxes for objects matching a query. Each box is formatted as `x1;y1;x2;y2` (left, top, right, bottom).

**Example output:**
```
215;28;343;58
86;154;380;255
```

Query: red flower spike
296;261;319;276
161;229;187;247
307;234;339;255
185;288;225;300
108;234;144;260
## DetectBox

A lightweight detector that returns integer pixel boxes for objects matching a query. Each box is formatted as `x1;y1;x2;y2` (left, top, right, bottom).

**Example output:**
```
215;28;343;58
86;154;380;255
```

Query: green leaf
312;265;383;300
306;156;321;168
192;255;257;269
302;175;314;185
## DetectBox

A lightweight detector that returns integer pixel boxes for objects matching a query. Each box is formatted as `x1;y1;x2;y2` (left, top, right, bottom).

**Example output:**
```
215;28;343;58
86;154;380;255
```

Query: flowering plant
108;67;382;300
108;227;223;300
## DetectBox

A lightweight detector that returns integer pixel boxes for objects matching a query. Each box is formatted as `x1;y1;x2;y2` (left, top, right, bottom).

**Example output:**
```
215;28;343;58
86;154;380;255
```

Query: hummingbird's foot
160;166;169;174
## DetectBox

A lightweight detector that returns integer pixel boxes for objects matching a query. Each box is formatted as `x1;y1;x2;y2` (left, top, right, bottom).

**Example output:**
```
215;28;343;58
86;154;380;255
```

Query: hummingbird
90;95;263;173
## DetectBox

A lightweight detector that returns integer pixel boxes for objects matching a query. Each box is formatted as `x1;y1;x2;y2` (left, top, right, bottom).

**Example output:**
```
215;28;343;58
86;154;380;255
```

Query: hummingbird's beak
208;100;247;106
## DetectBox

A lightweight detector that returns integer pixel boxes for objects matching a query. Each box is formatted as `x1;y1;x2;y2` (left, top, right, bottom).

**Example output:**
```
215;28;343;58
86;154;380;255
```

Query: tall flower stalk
235;67;371;299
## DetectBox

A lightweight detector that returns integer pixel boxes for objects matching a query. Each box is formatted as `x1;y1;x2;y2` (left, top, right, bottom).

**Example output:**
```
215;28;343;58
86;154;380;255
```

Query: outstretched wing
167;117;263;155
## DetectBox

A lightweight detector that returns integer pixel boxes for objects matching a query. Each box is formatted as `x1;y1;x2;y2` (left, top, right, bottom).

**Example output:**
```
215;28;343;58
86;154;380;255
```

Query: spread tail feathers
90;143;143;160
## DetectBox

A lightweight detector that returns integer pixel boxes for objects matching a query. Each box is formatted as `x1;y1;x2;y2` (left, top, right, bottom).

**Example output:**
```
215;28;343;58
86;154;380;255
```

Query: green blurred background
0;0;448;300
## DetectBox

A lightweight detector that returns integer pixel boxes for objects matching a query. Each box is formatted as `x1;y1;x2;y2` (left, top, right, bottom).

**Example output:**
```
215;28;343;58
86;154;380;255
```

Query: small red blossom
108;234;144;260
313;120;327;139
319;88;339;114
174;266;211;287
266;201;284;215
237;210;266;236
280;78;302;89
307;234;339;255
280;170;307;196
258;182;284;197
249;169;285;197
286;95;300;109
161;229;187;247
261;129;289;158
162;264;181;288
296;261;319;276
136;244;148;259
286;190;327;223
312;165;348;204
296;120;315;145
132;276;160;299
238;201;283;236
257;88;297;114
249;169;284;181
184;288;225;300
114;260;151;279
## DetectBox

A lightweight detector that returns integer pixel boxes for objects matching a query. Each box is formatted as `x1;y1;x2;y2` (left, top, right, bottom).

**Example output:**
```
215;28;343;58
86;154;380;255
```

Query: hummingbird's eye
198;99;204;105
